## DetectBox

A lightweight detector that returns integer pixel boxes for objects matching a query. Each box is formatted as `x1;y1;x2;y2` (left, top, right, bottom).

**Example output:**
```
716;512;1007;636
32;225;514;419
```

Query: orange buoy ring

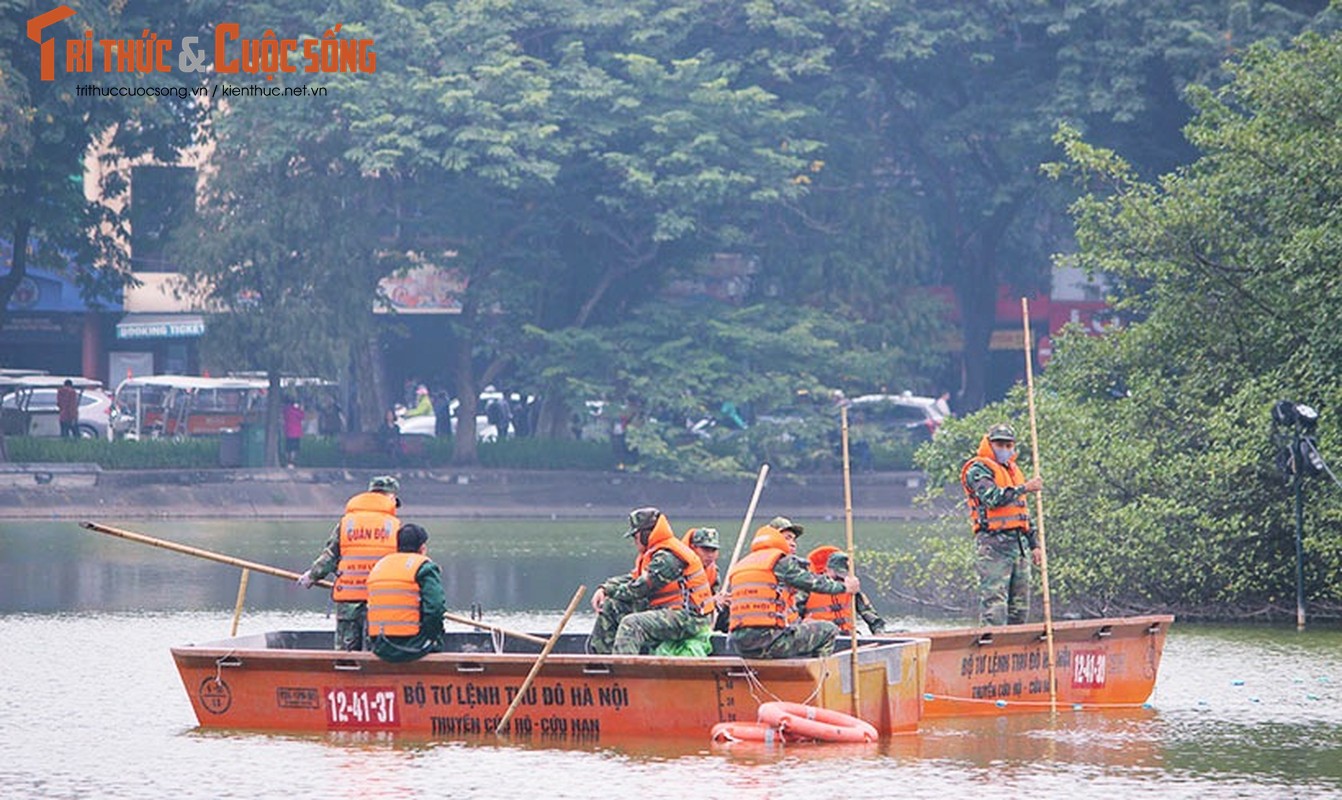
756;701;878;743
710;721;789;744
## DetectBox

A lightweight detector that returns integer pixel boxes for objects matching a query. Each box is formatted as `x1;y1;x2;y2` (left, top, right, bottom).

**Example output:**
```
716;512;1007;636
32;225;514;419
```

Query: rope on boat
214;651;237;684
921;692;1153;711
490;626;505;654
739;660;826;709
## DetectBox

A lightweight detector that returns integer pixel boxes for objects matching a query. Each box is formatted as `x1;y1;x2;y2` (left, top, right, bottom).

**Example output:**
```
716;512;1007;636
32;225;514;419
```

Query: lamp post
1272;400;1320;630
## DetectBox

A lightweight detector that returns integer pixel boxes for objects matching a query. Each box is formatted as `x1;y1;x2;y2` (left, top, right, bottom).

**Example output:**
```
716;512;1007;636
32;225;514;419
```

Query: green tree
346;0;826;463
178;77;385;465
916;28;1342;619
0;0;200;326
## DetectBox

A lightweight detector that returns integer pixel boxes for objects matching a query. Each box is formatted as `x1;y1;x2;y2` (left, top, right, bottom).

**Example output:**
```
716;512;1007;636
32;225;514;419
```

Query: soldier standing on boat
366;523;446;662
589;507;715;655
797;546;887;635
726;517;860;659
960;423;1044;625
296;475;401;650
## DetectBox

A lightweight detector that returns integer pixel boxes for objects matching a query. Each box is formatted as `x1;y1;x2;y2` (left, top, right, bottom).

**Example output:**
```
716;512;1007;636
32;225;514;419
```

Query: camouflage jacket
603;549;687;601
794;588;886;634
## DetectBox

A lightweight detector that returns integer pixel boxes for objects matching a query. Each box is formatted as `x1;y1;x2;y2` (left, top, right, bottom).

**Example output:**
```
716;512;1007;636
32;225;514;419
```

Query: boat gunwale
170;630;932;675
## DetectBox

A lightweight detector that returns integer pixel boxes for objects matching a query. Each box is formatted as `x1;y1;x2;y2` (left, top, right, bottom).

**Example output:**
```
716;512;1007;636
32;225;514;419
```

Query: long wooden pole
229;569;251;636
495;585;586;735
80;520;335;587
840;404;861;715
724;463;770;576
1021;297;1059;713
82;519;556;645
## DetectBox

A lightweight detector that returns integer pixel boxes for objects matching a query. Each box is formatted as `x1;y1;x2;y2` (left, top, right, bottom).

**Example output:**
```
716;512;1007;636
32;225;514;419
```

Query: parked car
395;389;504;442
0;376;113;440
846;392;947;440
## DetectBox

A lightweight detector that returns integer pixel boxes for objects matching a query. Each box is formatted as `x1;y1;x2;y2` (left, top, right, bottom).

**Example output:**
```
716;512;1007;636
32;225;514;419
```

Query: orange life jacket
802;591;853;632
641;516;714;614
366;552;429;637
727;527;796;630
960;437;1031;534
802;545;853;632
333;491;398;602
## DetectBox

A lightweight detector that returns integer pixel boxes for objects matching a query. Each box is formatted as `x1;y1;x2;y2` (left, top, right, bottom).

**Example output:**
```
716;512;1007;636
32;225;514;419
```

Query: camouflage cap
826;550;850;577
768;515;804;537
986;423;1017;442
687;527;720;549
368;475;401;494
624;506;662;537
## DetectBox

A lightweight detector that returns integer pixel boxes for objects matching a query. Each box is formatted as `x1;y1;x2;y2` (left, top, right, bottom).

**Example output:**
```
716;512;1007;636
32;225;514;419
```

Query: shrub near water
4;435;616;471
5;437;217;469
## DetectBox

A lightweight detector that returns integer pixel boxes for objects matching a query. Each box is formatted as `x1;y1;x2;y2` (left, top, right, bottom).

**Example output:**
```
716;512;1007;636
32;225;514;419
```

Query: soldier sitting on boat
683;526;730;633
366;523;446;662
588;507;716;655
796;545;887;635
726;517;861;659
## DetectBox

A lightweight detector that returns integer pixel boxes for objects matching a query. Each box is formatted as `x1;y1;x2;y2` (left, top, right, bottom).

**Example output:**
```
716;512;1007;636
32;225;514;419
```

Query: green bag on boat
651;627;713;658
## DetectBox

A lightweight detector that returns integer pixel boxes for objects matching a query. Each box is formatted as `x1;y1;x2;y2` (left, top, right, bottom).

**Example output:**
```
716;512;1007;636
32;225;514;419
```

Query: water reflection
3;521;1342;799
1;519;916;614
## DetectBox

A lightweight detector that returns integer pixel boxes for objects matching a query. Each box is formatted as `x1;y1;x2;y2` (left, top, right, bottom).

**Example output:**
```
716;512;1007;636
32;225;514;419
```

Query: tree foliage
0;0;200;326
917;27;1342;620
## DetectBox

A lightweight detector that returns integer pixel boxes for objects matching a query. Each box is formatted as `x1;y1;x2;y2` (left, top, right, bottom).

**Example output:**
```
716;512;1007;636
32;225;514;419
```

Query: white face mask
992;445;1015;464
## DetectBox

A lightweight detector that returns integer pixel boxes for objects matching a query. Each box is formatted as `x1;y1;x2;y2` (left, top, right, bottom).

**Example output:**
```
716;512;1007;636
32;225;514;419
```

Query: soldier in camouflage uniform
297;475;401;650
684;527;729;632
796;549;888;634
960;424;1043;625
727;517;860;659
589;507;714;654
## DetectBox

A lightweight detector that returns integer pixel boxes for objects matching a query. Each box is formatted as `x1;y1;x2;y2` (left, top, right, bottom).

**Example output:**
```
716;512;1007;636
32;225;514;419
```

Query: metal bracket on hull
838;645;904;694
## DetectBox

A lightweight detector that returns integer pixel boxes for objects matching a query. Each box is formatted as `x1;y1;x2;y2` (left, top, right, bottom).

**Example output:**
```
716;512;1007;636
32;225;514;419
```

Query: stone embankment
0;463;945;520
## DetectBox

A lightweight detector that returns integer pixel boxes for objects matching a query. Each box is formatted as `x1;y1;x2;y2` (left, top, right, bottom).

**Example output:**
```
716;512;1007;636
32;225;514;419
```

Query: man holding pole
726;521;859;659
960;423;1043;626
296;475;401;650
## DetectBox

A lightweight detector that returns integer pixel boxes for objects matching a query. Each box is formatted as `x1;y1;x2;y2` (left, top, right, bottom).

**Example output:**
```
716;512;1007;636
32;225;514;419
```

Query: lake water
2;519;1340;799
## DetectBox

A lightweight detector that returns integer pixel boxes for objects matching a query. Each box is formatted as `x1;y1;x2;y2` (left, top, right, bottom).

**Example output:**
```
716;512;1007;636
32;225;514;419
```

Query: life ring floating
756;701;878;743
710;720;790;744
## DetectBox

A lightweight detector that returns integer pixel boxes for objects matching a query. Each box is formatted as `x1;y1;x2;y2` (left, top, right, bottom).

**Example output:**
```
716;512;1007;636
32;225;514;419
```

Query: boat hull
915;614;1173;717
171;631;929;741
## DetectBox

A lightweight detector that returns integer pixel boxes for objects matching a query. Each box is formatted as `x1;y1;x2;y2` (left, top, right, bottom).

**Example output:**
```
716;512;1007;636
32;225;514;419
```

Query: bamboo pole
1021;297;1059;713
80;521;335;588
840;403;861;715
82;519;556;645
229;568;251;636
723;463;770;577
495;585;586;735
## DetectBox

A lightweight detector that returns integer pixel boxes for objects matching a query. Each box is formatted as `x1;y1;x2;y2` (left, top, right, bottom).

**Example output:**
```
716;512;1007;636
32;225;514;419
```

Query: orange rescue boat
171;630;929;742
914;614;1173;717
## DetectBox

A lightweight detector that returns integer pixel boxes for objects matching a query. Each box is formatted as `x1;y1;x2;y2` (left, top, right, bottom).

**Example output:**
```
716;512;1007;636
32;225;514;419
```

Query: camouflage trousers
612;607;711;655
976;532;1032;625
728;620;840;660
334;601;367;651
588;595;649;654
